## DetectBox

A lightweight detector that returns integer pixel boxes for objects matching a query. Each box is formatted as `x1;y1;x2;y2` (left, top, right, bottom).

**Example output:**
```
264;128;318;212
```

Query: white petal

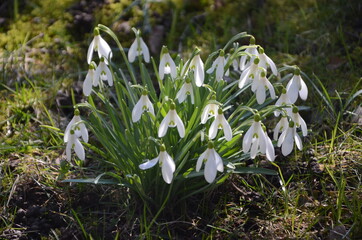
256;84;266;104
66;141;72;161
242;124;254;153
277;128;287;147
194;55;204;87
299;115;308;136
105;65;113;86
74;138;85;160
265;134;275;161
250;137;259;159
83;71;93;96
221;115;232;141
265;79;276;99
159;55;166;80
145;96;155;116
266;55;277;76
128;40;138;63
273;120;282;141
132;97;144;122
64;118;76;142
87;39;95;64
175;112;185;138
79;123;88;143
213;149;224;172
98;36;112;64
294;130;303;150
204;152;217;183
176;84;187;103
168;56;177;79
201;105;210;124
299;76;308;100
238;66;251;89
282;128;294;156
158;112;170;137
161;152;175;184
208;117;219;140
140;38;150;63
139;157;159;170
196;150;208;172
94;64;102;87
286;76;299;103
216;57;224;81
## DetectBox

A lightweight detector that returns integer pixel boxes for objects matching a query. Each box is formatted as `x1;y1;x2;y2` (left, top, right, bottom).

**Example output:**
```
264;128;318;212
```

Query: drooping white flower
273;116;289;141
277;121;303;156
201;101;219;124
252;69;276;104
94;57;113;87
290;106;308;137
182;52;205;87
87;28;112;64
209;109;232;141
128;28;150;63
66;129;85;161
139;146;175;184
132;91;155;122
206;50;226;82
196;142;224;183
274;88;292;117
159;46;177;80
258;47;277;76
239;37;258;71
286;68;308;103
176;79;194;104
64;109;88;143
243;115;275;161
238;57;261;89
158;103;185;138
83;62;97;96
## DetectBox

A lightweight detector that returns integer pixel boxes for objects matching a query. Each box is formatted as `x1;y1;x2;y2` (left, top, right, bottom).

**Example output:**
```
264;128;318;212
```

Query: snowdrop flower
225;52;238;76
95;57;113;87
201;99;219;124
286;68;308;103
274;88;292;117
258;47;277;76
87;28;112;64
128;28;150;63
239;37;258;71
139;145;175;184
196;141;224;183
238;57;260;89
182;51;205;87
206;50;226;82
277;120;302;156
176;78;194;104
273;116;289;141
64;109;88;143
243;114;275;161
66;130;85;161
159;46;177;80
158;103;185;138
83;62;97;96
290;106;308;137
132;90;154;122
209;109;232;141
252;70;276;105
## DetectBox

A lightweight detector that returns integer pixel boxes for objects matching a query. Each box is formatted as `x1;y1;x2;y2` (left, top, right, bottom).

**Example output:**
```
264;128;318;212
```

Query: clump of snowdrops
63;24;309;216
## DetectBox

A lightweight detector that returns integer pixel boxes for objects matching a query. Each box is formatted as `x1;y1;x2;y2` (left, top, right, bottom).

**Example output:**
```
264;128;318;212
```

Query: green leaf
230;167;278;175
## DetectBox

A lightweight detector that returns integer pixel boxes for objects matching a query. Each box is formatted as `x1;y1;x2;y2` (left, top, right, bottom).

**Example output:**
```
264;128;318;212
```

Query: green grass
1;0;361;239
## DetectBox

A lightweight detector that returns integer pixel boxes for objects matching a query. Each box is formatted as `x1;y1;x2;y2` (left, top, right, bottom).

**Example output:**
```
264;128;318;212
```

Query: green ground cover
0;0;361;239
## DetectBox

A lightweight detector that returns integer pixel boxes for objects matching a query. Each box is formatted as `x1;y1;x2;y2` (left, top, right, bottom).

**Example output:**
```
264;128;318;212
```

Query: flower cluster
63;26;309;188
